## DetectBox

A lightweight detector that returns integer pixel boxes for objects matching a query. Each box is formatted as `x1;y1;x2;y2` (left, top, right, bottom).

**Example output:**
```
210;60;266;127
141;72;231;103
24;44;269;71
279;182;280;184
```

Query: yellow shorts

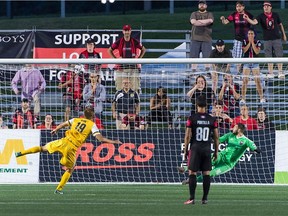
45;138;77;169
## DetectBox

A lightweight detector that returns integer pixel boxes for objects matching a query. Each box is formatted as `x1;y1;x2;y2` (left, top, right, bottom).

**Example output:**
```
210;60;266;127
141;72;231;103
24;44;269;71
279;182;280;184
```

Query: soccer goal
0;57;287;184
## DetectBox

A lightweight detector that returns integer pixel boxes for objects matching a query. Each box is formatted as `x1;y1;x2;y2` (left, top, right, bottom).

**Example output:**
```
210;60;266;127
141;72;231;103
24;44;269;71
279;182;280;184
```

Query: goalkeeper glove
254;148;261;154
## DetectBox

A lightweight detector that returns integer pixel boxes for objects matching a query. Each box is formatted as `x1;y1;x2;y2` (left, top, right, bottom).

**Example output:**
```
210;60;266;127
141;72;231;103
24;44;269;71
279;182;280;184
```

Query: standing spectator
11;65;46;118
111;79;140;130
79;38;102;75
147;86;173;129
231;105;258;130
83;73;106;119
255;107;274;130
244;1;287;79
220;1;254;73
108;24;146;92
187;75;214;114
211;100;233;129
183;95;219;205
209;39;232;94
0;114;8;129
241;29;265;104
190;0;214;73
218;73;241;118
58;65;85;121
12;98;36;129
37;114;56;130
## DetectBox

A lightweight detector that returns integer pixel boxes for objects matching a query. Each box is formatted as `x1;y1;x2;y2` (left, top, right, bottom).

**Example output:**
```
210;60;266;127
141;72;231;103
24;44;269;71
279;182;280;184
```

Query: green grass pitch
0;184;287;216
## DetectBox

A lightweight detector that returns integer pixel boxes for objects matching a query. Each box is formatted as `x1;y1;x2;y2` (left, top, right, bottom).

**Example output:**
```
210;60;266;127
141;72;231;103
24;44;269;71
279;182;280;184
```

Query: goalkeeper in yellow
179;123;261;183
15;107;122;194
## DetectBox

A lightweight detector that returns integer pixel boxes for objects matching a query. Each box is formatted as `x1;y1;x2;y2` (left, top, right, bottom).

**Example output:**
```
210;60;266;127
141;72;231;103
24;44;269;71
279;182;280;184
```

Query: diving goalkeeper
178;123;261;183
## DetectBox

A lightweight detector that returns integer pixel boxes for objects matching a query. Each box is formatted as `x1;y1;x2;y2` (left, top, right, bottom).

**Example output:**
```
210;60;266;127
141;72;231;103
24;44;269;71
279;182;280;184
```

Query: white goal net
0;58;287;184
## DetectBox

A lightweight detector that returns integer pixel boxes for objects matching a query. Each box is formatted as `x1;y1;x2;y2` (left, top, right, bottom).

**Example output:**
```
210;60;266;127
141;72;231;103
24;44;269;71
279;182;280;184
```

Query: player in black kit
183;95;219;205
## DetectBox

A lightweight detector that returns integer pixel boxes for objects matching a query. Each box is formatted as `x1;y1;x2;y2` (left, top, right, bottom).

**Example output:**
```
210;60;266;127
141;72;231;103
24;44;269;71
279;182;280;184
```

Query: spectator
121;114;146;130
255;107;274;129
244;1;286;79
37;114;56;130
83;73;106;119
241;29;265;104
58;65;85;121
111;79;140;130
190;0;214;73
211;100;233;129
220;1;254;73
209;39;232;94
108;24;146;92
218;73;241;118
11;64;46;118
187;75;214;114
12;98;37;129
231;105;258;130
79;38;102;74
0;114;8;129
147;86;173;129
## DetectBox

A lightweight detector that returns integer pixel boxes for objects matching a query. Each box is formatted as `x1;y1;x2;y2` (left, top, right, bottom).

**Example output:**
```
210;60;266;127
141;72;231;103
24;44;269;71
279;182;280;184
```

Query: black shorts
188;146;212;172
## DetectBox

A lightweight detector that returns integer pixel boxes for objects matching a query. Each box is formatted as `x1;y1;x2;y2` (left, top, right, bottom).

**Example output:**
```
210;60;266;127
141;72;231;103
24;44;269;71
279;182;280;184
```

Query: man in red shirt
231;105;258;130
12;98;36;129
220;1;254;74
58;65;84;121
79;38;102;74
108;24;146;92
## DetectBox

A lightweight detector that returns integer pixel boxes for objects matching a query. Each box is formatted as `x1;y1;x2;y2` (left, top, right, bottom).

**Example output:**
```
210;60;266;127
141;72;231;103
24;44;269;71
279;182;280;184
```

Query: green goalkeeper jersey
219;132;257;164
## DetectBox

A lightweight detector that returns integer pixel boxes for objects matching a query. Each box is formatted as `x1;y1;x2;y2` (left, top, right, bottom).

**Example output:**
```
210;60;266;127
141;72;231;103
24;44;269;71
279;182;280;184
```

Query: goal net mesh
0;58;287;184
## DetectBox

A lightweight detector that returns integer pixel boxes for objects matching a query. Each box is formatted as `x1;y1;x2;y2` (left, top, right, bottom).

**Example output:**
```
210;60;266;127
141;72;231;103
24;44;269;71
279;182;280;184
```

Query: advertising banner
39;129;275;183
275;131;288;184
39;129;182;183
0;31;34;58
34;30;141;59
0;129;40;183
0;30;141;84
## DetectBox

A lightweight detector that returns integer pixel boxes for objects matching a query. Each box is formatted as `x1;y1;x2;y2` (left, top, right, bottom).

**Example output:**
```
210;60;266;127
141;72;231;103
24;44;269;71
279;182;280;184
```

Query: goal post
0;57;287;184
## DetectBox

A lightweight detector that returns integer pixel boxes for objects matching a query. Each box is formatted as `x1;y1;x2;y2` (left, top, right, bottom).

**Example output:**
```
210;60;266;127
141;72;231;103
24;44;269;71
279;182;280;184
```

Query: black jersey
186;112;218;149
112;89;140;114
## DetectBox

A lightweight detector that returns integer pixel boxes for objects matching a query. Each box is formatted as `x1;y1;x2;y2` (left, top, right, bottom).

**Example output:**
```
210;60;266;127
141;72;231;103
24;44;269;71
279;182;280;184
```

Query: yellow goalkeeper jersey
64;118;100;149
